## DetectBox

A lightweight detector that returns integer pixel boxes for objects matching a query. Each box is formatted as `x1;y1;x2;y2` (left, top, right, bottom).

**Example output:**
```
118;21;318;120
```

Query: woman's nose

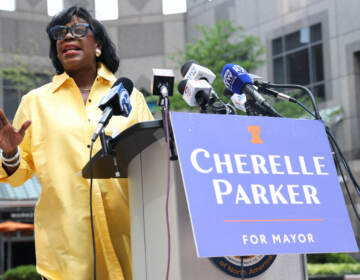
63;29;74;40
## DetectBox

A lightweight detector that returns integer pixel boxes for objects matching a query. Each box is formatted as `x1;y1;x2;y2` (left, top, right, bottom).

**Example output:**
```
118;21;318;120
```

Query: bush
308;263;360;276
307;253;357;264
2;265;41;280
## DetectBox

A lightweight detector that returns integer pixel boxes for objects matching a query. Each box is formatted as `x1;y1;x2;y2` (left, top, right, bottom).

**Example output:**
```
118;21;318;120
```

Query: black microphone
92;77;133;142
254;80;297;103
180;60;196;77
210;101;236;115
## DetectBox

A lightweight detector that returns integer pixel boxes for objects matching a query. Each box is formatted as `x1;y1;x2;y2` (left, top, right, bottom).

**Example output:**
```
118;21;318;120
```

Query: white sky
162;0;186;16
95;0;118;20
0;0;15;11
0;0;187;19
48;0;63;16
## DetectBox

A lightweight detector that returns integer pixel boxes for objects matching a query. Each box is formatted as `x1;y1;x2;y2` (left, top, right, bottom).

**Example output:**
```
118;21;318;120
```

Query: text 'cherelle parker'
190;148;330;205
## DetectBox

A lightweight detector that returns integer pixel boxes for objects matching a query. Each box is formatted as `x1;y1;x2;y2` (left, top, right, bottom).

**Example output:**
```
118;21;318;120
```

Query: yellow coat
0;63;154;280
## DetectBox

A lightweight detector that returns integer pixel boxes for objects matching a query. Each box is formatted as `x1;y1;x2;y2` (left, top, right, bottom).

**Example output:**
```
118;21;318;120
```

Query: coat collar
49;63;116;93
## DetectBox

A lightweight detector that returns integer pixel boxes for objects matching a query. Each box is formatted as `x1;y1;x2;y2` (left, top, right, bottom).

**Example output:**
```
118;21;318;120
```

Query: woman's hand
0;109;31;158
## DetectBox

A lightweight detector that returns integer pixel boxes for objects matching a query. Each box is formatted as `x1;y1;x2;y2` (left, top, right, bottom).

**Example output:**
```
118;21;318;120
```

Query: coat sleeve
134;88;154;122
0;94;35;187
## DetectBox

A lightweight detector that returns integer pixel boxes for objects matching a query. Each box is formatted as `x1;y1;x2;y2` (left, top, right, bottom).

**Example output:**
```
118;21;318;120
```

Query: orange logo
248;126;263;144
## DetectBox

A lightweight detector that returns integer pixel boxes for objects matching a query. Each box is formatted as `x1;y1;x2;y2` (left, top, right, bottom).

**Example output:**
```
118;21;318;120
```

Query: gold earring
96;48;102;57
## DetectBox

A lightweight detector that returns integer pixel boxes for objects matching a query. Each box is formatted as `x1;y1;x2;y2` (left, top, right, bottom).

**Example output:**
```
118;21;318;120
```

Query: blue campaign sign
170;112;358;257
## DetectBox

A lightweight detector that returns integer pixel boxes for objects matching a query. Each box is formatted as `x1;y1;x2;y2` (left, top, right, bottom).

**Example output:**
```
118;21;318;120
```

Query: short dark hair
46;6;119;74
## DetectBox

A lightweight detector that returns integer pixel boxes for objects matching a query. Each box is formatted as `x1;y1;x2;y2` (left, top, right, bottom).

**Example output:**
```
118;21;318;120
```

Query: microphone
223;88;247;113
181;60;216;84
181;60;224;107
177;79;211;108
151;68;175;97
210;101;236;115
92;77;133;142
221;64;281;117
254;80;296;102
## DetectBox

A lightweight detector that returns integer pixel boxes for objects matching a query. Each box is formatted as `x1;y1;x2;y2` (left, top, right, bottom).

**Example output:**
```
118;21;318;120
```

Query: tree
175;20;264;93
147;20;265;112
0;57;51;95
0;56;52;119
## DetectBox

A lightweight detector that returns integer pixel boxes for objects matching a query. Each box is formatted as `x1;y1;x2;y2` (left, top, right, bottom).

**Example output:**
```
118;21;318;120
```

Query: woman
0;6;153;280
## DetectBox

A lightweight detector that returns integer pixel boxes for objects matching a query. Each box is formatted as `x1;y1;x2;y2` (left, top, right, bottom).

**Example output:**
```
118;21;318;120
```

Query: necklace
79;88;91;92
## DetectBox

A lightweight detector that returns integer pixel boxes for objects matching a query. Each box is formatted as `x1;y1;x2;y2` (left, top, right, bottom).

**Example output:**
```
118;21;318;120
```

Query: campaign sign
170;112;358;257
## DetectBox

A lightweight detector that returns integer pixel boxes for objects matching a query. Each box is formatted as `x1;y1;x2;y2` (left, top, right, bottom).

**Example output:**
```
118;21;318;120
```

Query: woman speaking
0;6;153;280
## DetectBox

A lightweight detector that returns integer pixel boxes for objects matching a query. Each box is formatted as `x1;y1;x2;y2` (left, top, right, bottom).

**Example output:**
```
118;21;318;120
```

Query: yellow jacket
0;63;154;280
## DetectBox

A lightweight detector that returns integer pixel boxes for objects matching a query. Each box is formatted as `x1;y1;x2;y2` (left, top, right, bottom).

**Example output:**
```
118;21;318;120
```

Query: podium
82;120;307;280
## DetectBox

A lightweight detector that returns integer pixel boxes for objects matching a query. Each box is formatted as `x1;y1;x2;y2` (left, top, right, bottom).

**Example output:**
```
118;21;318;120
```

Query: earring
95;48;102;57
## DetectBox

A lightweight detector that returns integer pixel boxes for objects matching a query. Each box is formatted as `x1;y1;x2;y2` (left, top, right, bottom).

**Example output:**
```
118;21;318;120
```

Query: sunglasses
50;23;94;41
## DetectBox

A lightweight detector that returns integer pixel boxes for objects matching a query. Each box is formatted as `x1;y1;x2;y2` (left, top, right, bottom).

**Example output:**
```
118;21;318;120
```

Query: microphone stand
99;128;121;177
245;101;257;116
199;104;208;114
99;128;111;155
158;88;178;160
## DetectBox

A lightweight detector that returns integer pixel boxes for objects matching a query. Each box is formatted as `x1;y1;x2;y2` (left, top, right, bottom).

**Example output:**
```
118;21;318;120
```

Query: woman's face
56;15;100;73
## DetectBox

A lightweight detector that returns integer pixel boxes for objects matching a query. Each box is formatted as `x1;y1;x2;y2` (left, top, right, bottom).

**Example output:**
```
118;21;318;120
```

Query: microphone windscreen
210;101;227;114
223;88;234;98
221;64;252;94
178;79;188;95
113;77;134;95
180;60;197;77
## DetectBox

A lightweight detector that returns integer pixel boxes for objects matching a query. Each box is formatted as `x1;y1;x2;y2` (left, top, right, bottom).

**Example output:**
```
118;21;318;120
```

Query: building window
272;23;325;99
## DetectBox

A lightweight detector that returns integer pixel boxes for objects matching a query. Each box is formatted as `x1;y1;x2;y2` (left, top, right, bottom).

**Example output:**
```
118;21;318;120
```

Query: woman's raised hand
0;109;31;155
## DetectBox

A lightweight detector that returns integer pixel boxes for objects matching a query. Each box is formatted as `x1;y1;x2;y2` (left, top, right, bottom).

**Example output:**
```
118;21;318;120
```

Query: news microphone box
151;68;175;96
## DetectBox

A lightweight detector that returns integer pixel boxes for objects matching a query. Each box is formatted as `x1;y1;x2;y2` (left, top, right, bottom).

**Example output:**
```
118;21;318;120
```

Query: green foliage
307;253;357;264
308;263;360;276
0;56;51;94
169;20;265;111
268;89;342;122
3;265;41;280
272;99;309;119
271;92;316;119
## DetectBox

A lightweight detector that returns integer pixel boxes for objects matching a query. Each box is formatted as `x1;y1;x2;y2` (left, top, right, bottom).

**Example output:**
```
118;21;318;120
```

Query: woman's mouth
63;45;81;54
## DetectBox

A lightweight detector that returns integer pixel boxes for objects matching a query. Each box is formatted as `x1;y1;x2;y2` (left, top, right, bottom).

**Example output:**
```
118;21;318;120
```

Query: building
186;0;360;252
0;0;359;271
0;177;40;274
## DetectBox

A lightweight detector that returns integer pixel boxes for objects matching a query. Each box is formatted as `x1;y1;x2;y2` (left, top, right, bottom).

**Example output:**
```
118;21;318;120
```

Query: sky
0;0;187;19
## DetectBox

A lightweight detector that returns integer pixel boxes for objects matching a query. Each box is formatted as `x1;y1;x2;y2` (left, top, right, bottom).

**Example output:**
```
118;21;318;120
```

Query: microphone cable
327;129;360;222
257;82;321;120
289;94;360;199
263;89;360;221
256;83;316;117
163;96;172;280
326;128;360;197
89;142;97;280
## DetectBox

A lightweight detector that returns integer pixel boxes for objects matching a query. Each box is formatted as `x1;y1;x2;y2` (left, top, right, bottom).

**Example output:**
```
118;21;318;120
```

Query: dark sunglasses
50;23;94;40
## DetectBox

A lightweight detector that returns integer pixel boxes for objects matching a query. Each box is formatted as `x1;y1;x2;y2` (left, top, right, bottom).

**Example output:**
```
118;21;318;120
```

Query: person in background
0;6;153;280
